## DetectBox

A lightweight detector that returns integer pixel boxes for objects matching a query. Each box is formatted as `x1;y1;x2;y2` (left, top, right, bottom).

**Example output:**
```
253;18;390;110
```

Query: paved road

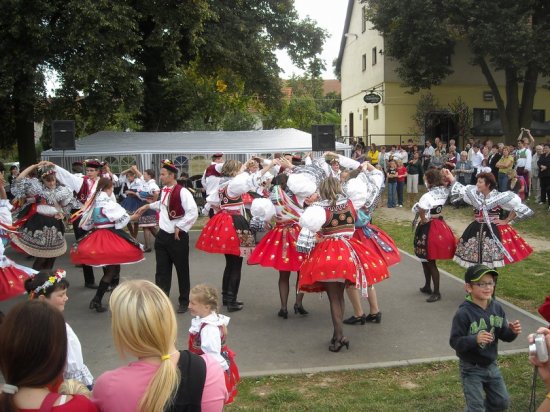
1;231;545;378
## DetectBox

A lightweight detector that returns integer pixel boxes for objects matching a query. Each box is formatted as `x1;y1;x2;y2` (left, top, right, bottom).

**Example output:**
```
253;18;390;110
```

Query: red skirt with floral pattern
247;222;305;271
498;224;533;264
353;223;401;267
298;236;389;293
196;211;255;257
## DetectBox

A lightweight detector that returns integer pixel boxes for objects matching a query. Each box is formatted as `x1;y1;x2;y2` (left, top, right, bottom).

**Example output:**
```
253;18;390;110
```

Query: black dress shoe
419;286;432;294
278;309;288;319
223;299;244;306
227;302;243;312
364;312;382;323
177;304;188;314
343;314;366;325
426;293;441;303
293;303;308;315
85;283;99;290
89;298;107;313
328;338;350;352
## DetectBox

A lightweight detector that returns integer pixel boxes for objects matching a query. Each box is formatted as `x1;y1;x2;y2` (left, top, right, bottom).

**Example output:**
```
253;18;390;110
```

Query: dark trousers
154;229;190;305
71;211;95;285
541;176;550;204
222;254;243;302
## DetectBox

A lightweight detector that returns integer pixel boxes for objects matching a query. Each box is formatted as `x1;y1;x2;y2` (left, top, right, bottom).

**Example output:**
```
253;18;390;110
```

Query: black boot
226;293;243;312
89;281;109;313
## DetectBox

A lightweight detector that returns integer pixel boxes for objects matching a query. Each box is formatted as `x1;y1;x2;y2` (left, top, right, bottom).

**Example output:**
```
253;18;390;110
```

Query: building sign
363;92;381;104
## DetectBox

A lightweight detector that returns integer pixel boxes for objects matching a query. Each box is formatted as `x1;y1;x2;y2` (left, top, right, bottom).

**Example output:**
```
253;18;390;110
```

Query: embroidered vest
76;177;95;203
219;185;243;209
167;184;186;220
204;164;222;179
321;199;357;237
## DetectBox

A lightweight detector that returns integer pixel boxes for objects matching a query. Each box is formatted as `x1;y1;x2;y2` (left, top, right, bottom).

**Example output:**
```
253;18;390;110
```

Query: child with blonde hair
188;284;240;404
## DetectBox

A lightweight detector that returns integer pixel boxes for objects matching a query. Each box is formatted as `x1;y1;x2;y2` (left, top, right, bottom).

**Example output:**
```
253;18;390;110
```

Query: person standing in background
531;145;543;202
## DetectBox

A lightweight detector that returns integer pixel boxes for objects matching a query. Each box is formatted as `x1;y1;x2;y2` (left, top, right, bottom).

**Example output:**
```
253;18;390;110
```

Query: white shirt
189;312;230;371
515;147;532;171
471;151;484;168
202;163;224;197
149;185;198;233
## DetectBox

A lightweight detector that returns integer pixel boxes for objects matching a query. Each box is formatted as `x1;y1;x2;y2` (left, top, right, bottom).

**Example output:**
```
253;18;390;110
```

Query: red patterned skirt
414;217;456;261
247;222;305;271
70;228;144;267
298;236;389;293
498;224;533;264
196;211;255;257
353;223;401;267
0;261;34;301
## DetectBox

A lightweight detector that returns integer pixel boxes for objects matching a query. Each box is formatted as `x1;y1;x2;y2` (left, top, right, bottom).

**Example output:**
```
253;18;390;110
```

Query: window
362;6;367;33
173;155;189;173
473;108;545;126
362;54;367;71
120;156;136;173
102;156;120;173
374;105;379;120
372;47;377;65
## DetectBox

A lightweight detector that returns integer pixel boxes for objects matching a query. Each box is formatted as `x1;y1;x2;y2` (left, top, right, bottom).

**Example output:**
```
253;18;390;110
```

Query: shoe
227;301;243;312
365;312;382;323
293;303;308;315
343;314;366;325
419;286;432;294
278;309;288;319
143;248;152;253
426;293;441;303
329;338;350;352
177;304;188;314
89;298;107;313
223;299;244;306
398;204;403;207
84;283;99;290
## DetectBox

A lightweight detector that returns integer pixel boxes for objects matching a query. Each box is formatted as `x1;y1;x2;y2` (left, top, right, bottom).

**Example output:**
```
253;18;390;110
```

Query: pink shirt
93;353;227;412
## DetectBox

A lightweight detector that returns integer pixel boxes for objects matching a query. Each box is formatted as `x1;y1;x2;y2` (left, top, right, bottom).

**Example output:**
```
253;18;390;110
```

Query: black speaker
311;124;335;151
52;120;76;150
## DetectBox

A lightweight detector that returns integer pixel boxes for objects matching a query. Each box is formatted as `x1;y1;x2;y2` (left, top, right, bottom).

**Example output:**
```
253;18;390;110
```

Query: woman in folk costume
0;183;36;303
131;166;160;253
342;164;395;325
71;177;144;312
46;158;103;289
296;163;378;352
9;162;76;270
196;159;270;312
412;168;457;303
444;169;533;268
247;162;322;319
118;166;145;240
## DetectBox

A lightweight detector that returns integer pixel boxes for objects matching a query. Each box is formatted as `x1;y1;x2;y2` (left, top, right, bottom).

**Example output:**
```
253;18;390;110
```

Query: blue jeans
387;182;397;207
459;361;510;411
396;181;404;205
498;173;509;192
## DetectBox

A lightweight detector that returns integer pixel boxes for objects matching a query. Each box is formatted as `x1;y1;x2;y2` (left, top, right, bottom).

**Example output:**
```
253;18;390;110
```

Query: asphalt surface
0;231;545;379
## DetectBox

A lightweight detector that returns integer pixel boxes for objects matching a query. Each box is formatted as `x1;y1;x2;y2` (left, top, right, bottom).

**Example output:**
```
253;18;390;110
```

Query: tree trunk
519;65;539;130
13;74;37;169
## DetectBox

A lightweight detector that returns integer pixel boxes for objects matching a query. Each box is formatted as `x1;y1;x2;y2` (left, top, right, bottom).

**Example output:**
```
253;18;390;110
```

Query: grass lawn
227;353;546;411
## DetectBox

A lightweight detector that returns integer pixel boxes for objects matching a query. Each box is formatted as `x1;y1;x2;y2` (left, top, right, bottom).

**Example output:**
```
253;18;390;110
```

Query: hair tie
1;384;18;394
160;354;171;361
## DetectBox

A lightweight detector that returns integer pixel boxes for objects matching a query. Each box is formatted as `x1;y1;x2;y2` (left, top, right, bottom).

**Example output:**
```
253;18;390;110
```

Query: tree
366;0;550;143
0;0;140;167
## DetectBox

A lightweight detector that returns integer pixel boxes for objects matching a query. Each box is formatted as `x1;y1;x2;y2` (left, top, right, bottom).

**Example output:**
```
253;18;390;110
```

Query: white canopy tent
41;128;350;177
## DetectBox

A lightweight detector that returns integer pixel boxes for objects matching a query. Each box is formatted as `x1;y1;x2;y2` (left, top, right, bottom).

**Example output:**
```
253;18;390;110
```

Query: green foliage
367;0;550;142
410;92;440;136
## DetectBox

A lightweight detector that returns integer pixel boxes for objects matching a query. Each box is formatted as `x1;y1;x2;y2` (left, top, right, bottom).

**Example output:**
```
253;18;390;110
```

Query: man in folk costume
136;159;198;313
201;153;224;217
48;159;102;288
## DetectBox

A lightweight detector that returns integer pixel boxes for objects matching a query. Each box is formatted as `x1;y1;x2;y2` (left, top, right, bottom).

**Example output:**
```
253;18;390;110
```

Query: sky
276;0;347;79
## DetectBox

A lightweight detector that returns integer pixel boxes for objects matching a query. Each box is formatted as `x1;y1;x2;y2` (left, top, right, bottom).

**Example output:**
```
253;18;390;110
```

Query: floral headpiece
161;159;178;174
38;165;56;179
29;269;66;298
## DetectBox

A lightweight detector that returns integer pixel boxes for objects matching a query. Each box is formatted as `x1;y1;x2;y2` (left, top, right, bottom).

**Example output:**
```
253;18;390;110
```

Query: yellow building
336;0;550;147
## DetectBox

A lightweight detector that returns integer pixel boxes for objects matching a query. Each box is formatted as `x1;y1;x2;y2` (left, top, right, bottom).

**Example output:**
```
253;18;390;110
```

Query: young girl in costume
188;284;239;404
25;269;94;389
